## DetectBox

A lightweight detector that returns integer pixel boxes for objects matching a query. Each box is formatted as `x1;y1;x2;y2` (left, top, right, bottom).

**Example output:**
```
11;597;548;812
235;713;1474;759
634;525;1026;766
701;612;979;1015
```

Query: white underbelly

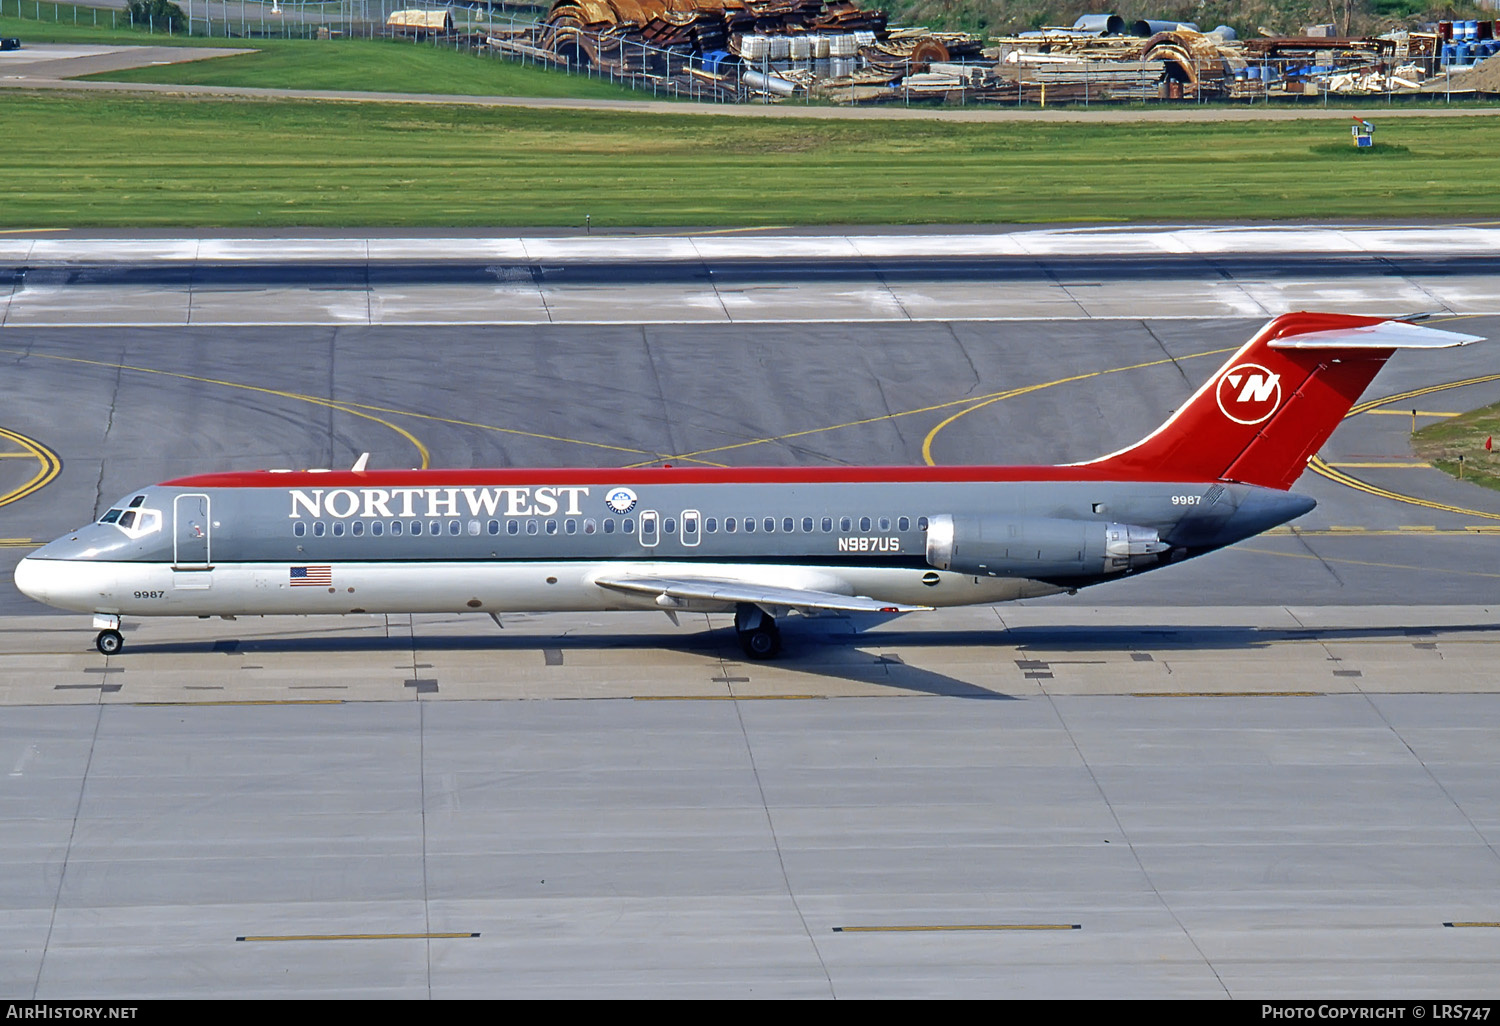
33;559;1065;617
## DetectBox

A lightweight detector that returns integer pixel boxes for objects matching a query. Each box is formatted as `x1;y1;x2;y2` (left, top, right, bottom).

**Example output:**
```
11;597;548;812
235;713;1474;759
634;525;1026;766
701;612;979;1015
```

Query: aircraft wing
593;575;930;614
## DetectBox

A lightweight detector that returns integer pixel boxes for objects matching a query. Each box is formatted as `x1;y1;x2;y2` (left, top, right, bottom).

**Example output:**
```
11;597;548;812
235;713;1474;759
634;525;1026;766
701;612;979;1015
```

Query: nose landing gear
734;603;781;660
93;613;123;655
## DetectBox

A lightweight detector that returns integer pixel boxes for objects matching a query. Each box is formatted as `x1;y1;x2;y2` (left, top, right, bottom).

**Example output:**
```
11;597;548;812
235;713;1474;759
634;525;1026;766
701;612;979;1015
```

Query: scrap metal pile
483;5;1496;104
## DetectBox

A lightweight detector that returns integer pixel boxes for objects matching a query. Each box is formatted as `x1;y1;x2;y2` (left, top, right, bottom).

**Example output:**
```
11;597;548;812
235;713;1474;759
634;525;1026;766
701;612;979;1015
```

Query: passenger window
879;517;891;531
507;520;519;535
640;511;659;546
840;517;852;532
584;518;596;535
332;522;345;537
294;521;306;537
821;517;832;533
860;517;872;531
623;519;635;534
898;516;910;531
448;521;460;537
468;520;480;536
526;520;539;535
564;519;577;535
705;517;717;533
545;519;558;535
663;518;676;535
802;517;813;533
603;519;616;534
313;521;326;537
763;517;774;533
372;521;384;537
744;518;755;533
391;520;403;536
724;517;736;534
410;521;422;536
918;516;929;531
351;521;364;537
783;517;794;533
488;520;500;535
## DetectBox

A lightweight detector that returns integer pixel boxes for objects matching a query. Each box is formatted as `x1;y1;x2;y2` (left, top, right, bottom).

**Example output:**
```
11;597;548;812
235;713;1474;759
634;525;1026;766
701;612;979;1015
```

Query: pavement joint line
832;924;1081;932
633;694;827;700
235;932;480;942
132;700;345;706
1130;691;1324;697
1445;922;1500;928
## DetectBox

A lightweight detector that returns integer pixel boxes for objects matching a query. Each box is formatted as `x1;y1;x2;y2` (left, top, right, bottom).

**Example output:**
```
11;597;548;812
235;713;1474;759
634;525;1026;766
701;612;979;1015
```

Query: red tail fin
1079;313;1482;490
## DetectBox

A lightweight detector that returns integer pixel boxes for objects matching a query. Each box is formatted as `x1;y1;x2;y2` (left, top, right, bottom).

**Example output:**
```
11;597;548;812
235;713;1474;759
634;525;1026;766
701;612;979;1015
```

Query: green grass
88;37;652;100
3;92;1500;227
1413;403;1500;493
0;4;645;100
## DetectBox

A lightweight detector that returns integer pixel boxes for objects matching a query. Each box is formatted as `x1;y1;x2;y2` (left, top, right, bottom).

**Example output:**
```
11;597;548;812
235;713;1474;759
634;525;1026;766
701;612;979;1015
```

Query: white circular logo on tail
1216;363;1282;425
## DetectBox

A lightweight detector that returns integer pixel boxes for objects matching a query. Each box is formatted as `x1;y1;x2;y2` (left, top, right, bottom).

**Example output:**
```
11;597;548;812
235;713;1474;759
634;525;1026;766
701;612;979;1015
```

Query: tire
739;625;781;660
96;629;123;656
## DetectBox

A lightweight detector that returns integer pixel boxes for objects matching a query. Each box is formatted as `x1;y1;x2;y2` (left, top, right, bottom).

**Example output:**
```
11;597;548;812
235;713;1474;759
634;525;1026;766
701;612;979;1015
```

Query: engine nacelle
925;514;1168;579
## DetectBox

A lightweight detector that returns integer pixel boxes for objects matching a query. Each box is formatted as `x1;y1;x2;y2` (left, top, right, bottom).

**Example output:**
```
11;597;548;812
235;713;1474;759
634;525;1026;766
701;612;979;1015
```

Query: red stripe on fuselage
160;465;1207;490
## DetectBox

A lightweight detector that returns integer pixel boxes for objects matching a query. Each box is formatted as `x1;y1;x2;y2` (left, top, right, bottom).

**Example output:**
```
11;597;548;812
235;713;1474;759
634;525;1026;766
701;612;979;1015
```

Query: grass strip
2;91;1499;227
1413;402;1500;493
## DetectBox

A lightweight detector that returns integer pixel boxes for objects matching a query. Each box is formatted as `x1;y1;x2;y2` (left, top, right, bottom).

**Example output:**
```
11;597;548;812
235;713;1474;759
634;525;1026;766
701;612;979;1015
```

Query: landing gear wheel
95;629;123;656
738;624;781;660
734;603;782;660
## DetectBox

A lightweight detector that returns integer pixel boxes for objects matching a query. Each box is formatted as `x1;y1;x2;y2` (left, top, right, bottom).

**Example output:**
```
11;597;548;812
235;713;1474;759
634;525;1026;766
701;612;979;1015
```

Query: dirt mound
1423;53;1500;92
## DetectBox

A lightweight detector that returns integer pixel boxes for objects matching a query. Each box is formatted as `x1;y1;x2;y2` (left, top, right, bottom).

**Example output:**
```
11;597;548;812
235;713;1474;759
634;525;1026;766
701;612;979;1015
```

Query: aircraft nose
13;557;48;604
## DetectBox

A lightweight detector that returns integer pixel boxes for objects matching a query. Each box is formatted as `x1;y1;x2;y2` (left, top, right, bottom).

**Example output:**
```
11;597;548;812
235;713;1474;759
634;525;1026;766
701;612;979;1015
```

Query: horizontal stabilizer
594;575;930;614
1270;320;1483;350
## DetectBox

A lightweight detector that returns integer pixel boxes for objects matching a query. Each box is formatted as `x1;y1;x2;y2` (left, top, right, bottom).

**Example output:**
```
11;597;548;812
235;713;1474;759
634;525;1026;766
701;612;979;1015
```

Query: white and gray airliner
15;313;1480;658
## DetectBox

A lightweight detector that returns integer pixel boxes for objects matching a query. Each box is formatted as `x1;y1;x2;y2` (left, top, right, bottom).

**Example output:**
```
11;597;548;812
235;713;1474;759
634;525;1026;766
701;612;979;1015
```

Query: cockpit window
109;508;162;538
129;495;145;508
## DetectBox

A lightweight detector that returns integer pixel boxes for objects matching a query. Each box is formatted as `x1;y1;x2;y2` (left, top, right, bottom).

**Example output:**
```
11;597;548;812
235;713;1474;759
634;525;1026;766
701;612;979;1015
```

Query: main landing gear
735;603;781;660
93;614;123;656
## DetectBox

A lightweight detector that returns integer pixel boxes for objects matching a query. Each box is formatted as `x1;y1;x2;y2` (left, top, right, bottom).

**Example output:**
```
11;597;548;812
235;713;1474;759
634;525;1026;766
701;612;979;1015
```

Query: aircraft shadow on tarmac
107;621;1500;700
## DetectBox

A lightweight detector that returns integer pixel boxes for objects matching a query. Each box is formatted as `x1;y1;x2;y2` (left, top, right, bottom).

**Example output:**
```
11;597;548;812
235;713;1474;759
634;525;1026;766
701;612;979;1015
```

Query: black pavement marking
1333;669;1364;677
1015;659;1049;670
543;649;564;666
1413;642;1438;650
1131;652;1155;662
56;683;122;692
405;679;438;694
711;676;750;683
82;667;124;674
1024;672;1054;680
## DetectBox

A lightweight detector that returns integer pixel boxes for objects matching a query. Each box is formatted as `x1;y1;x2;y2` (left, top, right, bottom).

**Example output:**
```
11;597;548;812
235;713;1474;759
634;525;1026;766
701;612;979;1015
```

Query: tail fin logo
1216;363;1282;425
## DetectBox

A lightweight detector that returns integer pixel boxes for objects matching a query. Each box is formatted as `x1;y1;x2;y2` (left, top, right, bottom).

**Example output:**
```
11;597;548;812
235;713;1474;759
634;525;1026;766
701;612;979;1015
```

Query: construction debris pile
481;6;1500;104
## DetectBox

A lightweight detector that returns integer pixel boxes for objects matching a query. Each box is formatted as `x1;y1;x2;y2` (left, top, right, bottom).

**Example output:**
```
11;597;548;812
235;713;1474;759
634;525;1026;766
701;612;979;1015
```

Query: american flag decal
290;565;332;587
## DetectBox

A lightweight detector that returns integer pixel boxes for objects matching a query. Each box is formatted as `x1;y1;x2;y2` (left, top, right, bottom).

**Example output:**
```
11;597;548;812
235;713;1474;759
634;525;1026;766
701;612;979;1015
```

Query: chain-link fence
2;0;1489;108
